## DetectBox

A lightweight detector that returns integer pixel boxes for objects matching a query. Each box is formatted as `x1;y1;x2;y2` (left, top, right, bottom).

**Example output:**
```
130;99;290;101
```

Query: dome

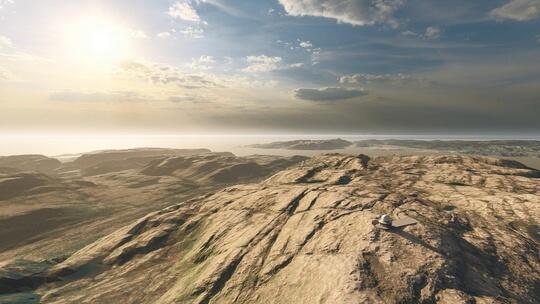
379;214;393;225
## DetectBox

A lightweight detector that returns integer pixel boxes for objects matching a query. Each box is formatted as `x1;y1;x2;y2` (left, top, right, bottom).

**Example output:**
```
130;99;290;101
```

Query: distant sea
1;133;540;157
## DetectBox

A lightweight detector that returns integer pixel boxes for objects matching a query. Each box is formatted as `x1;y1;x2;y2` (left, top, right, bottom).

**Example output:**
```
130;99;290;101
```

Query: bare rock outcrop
7;154;539;303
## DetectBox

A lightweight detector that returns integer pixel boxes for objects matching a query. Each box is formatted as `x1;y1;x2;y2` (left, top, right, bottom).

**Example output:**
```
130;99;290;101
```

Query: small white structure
378;214;393;226
375;214;418;230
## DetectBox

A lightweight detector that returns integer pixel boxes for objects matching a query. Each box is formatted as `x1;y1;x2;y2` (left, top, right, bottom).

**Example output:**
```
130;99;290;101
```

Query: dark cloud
294;87;367;101
203;95;540;134
339;73;431;86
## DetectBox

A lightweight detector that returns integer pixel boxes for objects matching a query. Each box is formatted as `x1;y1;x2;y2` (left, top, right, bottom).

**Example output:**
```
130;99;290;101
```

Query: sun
66;15;132;63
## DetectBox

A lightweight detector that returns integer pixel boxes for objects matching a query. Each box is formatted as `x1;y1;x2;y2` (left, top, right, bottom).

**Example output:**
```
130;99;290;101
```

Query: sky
0;0;540;135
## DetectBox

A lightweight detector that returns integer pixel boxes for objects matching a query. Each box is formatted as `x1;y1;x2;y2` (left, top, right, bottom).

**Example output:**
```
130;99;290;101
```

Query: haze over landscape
1;1;540;303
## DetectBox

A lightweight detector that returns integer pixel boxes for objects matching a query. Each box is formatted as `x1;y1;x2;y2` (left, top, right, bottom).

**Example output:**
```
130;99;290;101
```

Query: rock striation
3;154;540;303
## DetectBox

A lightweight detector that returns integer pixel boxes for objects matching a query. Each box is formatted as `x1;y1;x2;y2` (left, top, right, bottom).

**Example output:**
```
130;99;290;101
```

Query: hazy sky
1;0;539;134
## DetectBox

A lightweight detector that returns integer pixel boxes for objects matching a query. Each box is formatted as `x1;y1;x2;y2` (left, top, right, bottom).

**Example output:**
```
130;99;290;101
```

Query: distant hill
0;155;61;174
355;139;540;157
248;138;352;150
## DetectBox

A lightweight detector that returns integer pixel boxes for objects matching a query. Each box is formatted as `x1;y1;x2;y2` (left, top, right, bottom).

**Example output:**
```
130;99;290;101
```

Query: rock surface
64;148;212;177
4;154;540;303
0;155;61;174
0;150;307;267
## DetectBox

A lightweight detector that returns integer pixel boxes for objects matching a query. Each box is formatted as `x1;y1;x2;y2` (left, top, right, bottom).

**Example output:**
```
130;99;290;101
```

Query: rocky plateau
1;153;538;303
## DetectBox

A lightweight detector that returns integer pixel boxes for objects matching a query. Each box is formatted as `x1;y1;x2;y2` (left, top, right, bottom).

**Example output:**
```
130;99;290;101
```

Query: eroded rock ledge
4;154;540;303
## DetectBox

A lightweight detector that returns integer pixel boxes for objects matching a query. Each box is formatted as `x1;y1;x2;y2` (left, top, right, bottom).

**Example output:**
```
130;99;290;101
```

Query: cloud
0;35;13;49
157;31;171;38
49;91;151;103
118;59;283;92
278;0;404;27
119;60;220;89
401;26;442;39
202;0;248;18
168;95;208;103
0;51;44;61
340;73;430;87
244;55;282;72
243;55;303;72
180;26;204;38
424;26;441;39
0;0;13;10
294;87;367;101
130;30;148;39
490;0;540;21
299;40;313;48
0;66;13;80
189;55;216;70
168;0;201;22
401;30;417;37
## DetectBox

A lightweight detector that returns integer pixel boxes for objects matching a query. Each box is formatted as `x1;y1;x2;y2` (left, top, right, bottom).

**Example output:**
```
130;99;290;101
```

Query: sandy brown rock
0;151;306;271
0;155;61;174
23;154;540;303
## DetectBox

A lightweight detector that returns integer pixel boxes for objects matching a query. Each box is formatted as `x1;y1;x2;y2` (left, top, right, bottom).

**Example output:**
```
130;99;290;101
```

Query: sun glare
65;15;132;63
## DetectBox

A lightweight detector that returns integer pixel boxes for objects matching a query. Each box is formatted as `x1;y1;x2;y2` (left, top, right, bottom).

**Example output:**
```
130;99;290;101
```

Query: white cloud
130;30;148;39
0;66;13;80
0;51;44;61
0;35;13;49
197;55;215;64
0;0;14;10
401;26;442;39
401;30;417;37
180;26;205;38
243;55;303;72
490;0;540;21
289;63;304;68
189;55;216;70
299;40;313;48
168;1;201;22
278;0;404;27
294;87;367;101
119;60;220;89
118;59;284;93
424;26;442;39
244;56;282;72
157;31;171;38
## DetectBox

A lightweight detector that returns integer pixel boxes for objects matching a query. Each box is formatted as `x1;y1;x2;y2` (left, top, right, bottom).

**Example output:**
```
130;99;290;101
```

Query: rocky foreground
2;154;540;303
